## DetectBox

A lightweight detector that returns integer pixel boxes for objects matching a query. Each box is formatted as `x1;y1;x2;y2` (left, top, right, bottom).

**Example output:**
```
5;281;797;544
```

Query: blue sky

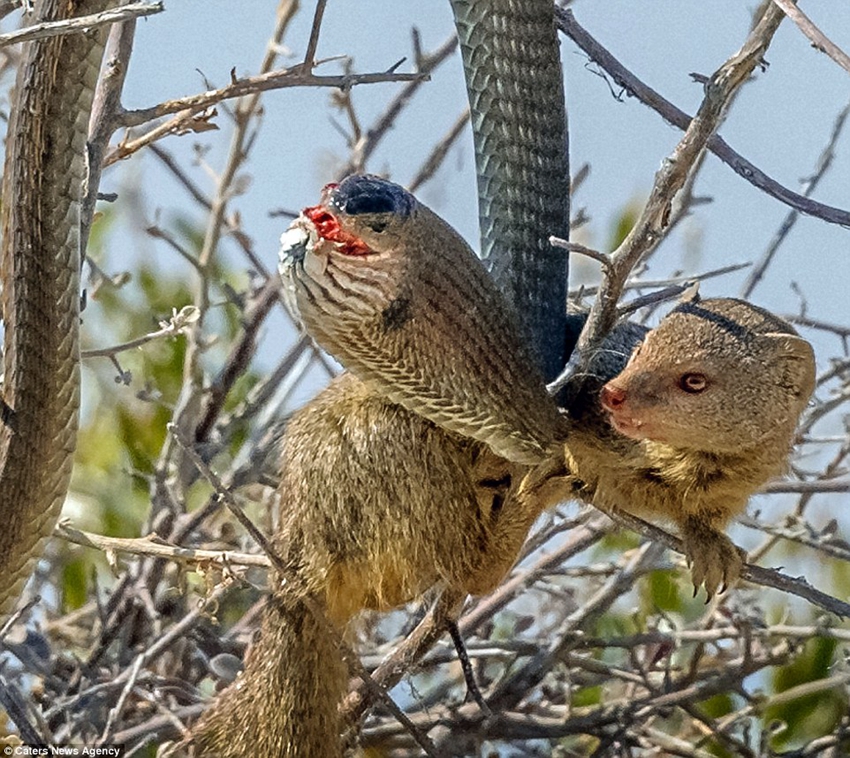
115;1;849;320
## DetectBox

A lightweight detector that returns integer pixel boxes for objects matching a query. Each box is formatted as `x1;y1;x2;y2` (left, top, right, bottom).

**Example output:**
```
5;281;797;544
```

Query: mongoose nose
600;384;626;411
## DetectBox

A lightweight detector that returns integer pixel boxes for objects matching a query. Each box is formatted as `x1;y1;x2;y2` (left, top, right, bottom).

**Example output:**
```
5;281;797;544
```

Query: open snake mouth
280;176;416;268
278;175;416;326
302;200;371;257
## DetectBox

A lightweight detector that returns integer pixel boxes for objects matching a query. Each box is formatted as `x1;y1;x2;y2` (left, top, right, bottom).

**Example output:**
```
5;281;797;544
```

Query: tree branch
0;1;161;49
771;0;850;76
555;8;850;229
120;67;426;129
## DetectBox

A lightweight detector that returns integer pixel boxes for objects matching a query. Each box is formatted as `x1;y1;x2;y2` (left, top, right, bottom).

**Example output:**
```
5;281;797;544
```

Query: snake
0;0;570;626
280;175;565;465
279;1;570;463
0;0;114;620
450;0;570;382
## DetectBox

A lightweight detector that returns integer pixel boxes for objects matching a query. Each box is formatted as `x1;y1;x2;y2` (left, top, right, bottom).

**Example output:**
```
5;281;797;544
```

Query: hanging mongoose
189;176;564;757
562;297;816;596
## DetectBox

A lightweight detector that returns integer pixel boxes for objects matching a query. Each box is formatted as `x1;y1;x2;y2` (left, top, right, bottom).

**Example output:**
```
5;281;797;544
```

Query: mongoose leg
681;516;746;598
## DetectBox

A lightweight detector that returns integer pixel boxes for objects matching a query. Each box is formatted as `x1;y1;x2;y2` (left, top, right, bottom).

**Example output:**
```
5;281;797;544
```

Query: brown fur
189;373;551;756
563;297;815;595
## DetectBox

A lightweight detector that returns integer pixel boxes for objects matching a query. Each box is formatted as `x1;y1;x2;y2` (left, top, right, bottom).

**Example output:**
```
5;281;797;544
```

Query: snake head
278;175;417;293
277;175;416;328
309;175;416;255
327;174;415;220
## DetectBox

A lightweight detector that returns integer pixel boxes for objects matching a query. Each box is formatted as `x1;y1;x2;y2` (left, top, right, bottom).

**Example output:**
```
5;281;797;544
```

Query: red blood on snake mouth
304;204;371;256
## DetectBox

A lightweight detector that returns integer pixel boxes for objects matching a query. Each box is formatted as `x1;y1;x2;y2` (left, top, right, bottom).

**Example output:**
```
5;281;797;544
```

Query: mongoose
191;177;815;755
563;297;816;596
189;176;563;756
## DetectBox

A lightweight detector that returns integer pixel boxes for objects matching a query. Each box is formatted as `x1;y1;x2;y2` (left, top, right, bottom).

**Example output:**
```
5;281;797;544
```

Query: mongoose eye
679;373;707;394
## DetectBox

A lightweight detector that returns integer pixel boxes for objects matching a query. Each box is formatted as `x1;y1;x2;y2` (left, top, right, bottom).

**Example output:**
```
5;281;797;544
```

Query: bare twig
0;675;42;744
336;32;458;179
343;588;467;722
771;0;850;76
603;507;850;618
148;144;213;210
408;108;469;193
762;478;850;494
550;236;610;268
98;654;145;745
81;305;198;359
55;522;271;568
82;11;140;254
742;101;850;297
193;281;281;444
556;8;850;229
0;2;161;49
120;67;426;129
301;0;328;68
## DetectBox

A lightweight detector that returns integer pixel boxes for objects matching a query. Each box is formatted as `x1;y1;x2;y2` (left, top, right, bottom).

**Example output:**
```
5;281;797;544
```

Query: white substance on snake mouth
278;218;315;325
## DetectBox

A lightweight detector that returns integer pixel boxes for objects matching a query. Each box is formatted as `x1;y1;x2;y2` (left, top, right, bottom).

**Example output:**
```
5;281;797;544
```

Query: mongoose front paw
682;519;746;599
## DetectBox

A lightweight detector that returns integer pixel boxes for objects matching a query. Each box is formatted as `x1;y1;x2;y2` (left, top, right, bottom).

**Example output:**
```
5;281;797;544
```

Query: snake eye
679;373;707;394
368;220;389;233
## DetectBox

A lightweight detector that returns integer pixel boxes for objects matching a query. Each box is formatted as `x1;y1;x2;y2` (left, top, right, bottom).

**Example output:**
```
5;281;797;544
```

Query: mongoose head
599;298;815;454
278;174;563;465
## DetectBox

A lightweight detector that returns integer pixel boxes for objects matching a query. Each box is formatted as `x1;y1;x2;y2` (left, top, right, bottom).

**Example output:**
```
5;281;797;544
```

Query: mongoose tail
191;589;347;758
190;373;538;755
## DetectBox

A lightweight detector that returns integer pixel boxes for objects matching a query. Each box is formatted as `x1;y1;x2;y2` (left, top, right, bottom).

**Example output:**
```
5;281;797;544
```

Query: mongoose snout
599;384;625;411
598;382;646;440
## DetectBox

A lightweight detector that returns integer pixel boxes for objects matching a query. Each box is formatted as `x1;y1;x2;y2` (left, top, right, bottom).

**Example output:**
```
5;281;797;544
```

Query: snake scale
0;0;569;657
450;0;570;381
0;0;114;620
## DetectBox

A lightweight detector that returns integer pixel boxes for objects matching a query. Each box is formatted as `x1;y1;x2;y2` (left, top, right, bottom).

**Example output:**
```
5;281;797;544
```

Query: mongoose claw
682;519;746;599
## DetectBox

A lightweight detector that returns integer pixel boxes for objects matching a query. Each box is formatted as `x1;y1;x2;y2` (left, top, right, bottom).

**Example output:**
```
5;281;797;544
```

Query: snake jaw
278;217;319;324
303;204;371;256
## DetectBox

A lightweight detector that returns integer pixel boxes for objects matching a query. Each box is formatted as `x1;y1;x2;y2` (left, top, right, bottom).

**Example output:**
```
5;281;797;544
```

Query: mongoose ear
763;333;816;399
